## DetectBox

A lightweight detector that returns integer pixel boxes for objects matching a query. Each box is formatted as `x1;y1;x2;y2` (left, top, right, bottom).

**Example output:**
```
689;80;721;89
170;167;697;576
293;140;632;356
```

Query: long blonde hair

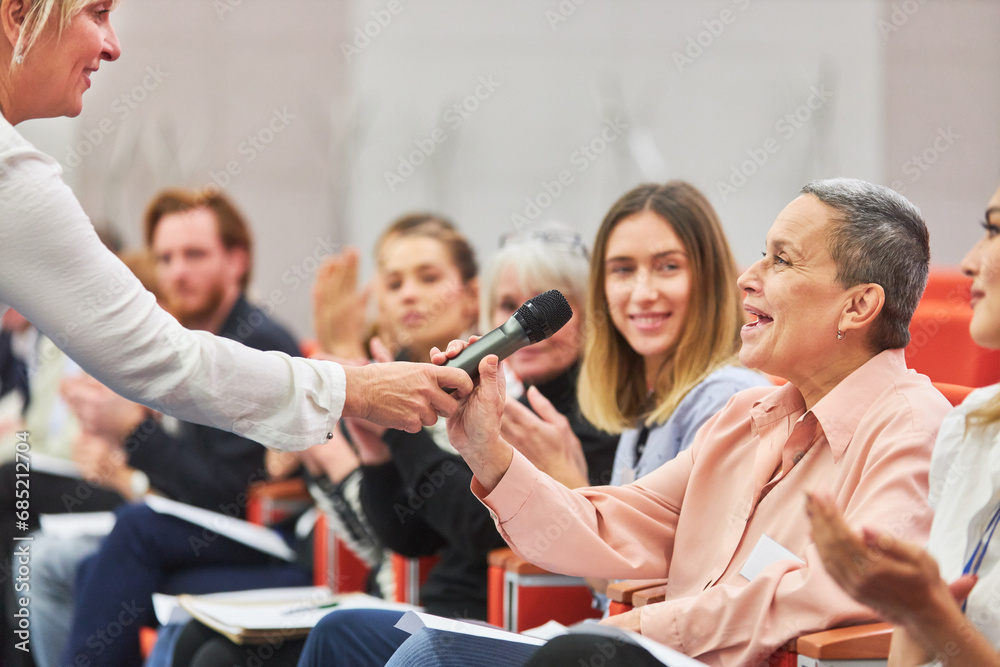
578;181;744;433
11;0;121;68
966;396;1000;431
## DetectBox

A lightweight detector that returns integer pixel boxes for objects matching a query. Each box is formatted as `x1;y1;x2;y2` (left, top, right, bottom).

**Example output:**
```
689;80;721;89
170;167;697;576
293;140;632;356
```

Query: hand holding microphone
436;290;572;490
442;289;573;386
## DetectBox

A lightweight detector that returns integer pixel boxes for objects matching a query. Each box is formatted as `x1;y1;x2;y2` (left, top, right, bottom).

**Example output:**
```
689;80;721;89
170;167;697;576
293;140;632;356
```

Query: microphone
445;289;573;386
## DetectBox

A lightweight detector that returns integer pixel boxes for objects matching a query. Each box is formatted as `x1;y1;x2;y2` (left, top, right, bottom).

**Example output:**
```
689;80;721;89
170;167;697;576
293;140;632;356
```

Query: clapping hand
502;387;588;488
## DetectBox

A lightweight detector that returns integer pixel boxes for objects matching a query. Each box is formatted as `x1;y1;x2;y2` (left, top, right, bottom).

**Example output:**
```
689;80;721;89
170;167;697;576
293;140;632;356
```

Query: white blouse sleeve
0;127;344;451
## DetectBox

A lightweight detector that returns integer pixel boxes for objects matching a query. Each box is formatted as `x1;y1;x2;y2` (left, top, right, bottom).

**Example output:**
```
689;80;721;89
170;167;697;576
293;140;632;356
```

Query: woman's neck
644;355;671;392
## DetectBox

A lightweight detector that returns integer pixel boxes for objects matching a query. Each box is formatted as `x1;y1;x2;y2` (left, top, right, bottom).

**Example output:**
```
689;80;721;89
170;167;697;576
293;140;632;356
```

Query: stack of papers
169;586;417;645
394;612;710;667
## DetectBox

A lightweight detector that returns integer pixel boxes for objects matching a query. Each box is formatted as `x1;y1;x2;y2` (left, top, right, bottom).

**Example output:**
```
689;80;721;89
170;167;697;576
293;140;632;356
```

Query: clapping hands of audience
60;375;151;443
70;432;137;499
502;388;589;489
806;492;997;666
313;248;370;361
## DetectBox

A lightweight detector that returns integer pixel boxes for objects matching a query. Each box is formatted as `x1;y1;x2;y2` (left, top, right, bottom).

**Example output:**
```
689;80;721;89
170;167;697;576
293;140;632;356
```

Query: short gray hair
481;221;590;332
801;178;929;351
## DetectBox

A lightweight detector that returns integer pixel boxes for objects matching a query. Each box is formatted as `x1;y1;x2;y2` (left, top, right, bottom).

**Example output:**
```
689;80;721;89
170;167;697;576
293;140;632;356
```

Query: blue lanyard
960;500;1000;612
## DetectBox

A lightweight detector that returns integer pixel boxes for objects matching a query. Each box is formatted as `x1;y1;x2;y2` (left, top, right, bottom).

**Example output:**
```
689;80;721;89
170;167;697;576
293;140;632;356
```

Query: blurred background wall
19;0;1000;339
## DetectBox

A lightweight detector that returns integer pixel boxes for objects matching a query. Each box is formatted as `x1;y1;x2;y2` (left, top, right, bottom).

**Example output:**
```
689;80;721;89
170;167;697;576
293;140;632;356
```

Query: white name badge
740;534;805;581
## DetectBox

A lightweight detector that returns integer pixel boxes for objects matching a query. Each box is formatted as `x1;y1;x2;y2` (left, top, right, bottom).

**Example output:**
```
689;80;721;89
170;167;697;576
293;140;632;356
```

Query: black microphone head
514;290;573;344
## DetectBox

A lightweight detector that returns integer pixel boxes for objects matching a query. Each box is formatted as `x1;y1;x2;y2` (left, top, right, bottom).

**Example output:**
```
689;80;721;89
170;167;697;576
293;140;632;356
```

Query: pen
281;601;339;615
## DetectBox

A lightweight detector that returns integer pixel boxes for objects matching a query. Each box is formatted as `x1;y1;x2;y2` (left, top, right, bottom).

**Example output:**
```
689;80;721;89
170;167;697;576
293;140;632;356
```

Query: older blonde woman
809;183;1000;667
0;0;469;450
394;178;953;666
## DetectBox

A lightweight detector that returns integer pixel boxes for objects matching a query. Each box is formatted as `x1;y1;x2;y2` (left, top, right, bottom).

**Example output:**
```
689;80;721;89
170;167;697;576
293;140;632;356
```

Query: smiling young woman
579;181;769;486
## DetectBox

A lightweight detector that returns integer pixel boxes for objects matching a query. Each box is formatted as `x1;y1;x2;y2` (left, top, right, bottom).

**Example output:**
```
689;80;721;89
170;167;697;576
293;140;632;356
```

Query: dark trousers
524;633;663;666
59;503;310;667
171;620;306;667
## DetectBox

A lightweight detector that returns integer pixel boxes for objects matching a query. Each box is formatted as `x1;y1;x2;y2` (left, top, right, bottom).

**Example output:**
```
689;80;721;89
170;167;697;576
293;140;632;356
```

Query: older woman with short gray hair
396;178;951;666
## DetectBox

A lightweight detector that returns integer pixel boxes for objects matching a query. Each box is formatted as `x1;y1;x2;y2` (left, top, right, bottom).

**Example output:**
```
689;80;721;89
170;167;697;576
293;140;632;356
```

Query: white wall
26;0;1000;338
884;0;1000;267
344;0;886;279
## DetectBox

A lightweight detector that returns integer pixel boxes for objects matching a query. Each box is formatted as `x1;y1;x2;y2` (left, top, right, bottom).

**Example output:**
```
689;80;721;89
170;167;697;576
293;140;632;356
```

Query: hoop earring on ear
836;330;844;340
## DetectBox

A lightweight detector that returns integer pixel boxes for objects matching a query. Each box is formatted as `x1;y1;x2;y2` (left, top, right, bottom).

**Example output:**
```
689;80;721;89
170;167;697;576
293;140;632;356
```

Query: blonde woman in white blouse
0;0;471;450
809;183;1000;667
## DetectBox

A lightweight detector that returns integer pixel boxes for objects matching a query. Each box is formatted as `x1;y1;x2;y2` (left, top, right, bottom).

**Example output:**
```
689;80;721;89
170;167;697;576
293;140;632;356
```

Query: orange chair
308;509;436;601
487;548;602;632
905;300;1000;387
390;552;440;605
300;338;322;358
245;477;313;526
312;513;372;593
933;381;974;407
922;269;969;304
605;578;668;617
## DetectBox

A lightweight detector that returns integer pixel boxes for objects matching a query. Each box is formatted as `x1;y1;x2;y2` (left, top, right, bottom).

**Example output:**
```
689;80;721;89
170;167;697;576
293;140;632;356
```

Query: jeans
59;504;309;667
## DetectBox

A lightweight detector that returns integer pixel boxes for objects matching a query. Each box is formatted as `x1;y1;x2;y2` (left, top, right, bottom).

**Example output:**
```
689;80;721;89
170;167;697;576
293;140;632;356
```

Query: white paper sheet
174;587;417;637
395;611;547;646
143;494;297;561
740;534;805;582
395;612;710;666
38;511;116;538
29;452;82;478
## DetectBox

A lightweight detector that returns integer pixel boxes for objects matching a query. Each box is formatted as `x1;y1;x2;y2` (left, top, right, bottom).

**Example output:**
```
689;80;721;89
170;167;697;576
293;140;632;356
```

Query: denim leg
384;628;539;667
296;609;410;667
60;504;282;667
25;533;101;667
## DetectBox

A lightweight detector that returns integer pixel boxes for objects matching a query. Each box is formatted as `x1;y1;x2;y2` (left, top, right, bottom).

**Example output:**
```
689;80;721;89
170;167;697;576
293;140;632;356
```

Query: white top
0;115;344;451
926;384;1000;650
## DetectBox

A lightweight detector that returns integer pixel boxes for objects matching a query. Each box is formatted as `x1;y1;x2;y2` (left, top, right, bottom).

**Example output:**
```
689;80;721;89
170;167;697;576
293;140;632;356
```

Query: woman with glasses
294;181;770;666
486;221;617;489
495;183;769;500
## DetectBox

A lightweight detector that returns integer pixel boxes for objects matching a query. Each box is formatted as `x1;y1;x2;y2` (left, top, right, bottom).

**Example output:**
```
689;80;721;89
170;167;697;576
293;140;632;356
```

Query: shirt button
792;451;805;464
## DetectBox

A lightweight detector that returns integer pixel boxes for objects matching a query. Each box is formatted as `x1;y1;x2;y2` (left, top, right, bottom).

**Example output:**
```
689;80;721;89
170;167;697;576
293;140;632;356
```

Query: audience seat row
223;271;983;664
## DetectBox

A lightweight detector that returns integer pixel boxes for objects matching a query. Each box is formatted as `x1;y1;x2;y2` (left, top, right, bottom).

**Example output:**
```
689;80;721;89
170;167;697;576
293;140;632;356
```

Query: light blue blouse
610;366;772;486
